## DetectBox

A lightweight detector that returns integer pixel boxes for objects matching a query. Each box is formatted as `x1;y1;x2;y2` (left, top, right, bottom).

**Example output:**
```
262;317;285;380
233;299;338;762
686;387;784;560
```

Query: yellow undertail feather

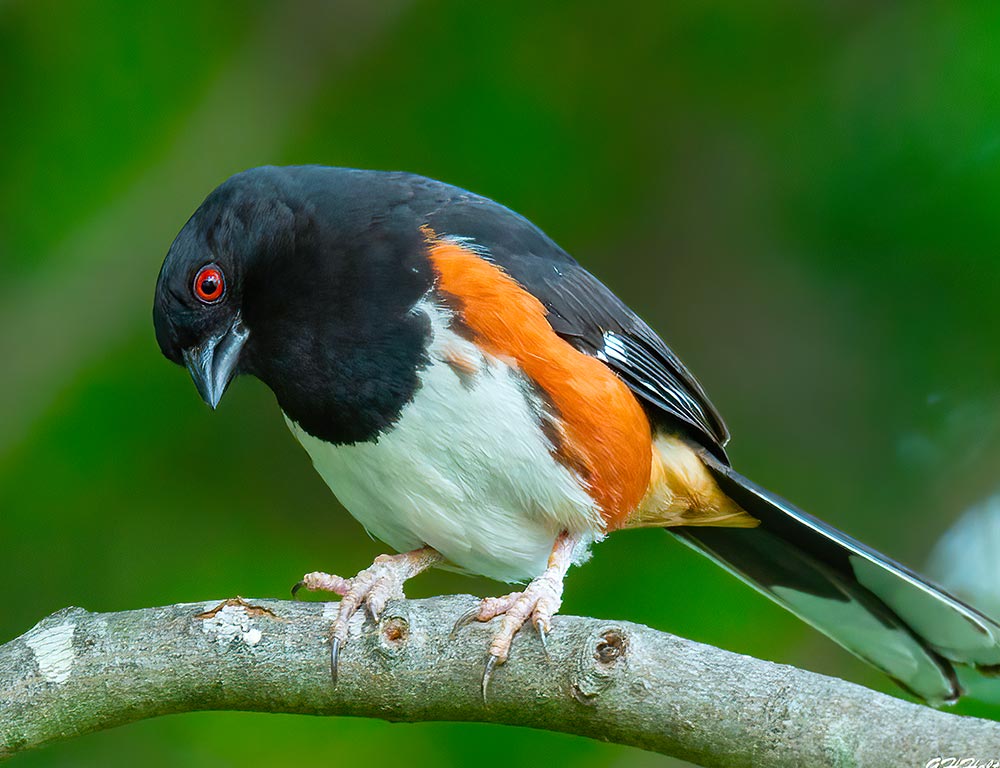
627;434;759;529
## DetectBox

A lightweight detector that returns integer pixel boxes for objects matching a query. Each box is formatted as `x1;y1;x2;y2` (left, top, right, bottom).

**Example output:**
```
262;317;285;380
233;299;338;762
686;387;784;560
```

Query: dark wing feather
422;191;729;456
542;266;729;448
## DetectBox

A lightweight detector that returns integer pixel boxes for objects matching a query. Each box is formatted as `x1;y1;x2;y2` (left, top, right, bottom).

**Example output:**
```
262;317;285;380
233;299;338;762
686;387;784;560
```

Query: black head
154;166;300;408
153;165;435;443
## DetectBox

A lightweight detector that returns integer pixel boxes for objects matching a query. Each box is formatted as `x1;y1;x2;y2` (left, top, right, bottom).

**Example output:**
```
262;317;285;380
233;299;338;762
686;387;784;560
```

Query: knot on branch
571;625;629;704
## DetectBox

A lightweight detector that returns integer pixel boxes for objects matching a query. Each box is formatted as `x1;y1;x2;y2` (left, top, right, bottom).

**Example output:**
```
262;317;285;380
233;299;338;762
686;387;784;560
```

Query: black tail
671;451;1000;704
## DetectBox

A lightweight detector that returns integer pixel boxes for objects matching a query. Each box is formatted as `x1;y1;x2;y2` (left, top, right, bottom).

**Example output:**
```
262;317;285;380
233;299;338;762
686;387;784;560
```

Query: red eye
193;264;225;303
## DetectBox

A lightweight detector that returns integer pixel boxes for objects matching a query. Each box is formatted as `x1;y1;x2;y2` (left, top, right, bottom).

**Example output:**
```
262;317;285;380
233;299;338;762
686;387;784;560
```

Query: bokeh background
4;1;1000;765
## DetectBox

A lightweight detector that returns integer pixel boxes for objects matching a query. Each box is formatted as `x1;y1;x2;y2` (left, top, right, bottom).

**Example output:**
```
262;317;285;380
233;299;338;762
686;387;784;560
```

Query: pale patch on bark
24;622;75;684
198;603;264;648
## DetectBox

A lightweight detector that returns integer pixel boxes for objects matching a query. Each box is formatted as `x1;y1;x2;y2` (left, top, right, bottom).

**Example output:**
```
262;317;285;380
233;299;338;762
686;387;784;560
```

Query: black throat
237;168;436;445
252;313;433;446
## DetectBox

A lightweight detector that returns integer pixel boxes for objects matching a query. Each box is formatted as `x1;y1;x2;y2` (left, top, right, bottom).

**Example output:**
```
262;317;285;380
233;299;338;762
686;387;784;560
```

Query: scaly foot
292;546;442;683
453;532;579;699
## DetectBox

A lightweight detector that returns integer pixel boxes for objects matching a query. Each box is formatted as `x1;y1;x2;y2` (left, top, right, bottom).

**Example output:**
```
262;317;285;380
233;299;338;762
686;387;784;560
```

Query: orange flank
423;229;652;529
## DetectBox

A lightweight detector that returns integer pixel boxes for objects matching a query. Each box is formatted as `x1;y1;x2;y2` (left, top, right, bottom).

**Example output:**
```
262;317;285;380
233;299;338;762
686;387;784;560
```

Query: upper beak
182;315;249;409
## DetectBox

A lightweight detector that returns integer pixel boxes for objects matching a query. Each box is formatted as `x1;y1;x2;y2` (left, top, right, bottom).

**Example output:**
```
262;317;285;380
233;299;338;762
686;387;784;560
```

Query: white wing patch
599;330;727;447
285;298;603;583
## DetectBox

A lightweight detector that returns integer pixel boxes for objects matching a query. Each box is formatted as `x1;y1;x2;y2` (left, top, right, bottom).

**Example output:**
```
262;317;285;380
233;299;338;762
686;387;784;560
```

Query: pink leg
454;531;580;697
293;546;443;682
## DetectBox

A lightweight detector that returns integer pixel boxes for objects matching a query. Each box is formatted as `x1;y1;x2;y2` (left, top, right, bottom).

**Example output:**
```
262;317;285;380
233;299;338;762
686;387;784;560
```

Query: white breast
284;300;603;583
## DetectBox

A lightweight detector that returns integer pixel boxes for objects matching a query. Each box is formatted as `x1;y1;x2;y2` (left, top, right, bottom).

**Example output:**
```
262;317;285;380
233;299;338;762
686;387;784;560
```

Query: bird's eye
193;264;225;304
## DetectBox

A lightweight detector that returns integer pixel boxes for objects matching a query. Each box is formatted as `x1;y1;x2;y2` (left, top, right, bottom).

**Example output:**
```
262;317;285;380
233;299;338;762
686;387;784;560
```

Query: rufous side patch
423;229;652;529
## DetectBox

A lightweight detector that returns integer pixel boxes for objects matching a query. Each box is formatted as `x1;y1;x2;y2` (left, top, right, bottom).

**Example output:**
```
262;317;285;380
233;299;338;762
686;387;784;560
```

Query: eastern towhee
153;165;1000;703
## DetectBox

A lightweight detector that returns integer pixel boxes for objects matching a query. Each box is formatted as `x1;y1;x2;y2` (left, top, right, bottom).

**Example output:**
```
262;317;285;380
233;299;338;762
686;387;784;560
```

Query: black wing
422;187;729;457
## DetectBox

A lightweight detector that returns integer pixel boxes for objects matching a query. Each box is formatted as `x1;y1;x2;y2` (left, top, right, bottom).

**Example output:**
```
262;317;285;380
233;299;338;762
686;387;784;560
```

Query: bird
153;164;1000;704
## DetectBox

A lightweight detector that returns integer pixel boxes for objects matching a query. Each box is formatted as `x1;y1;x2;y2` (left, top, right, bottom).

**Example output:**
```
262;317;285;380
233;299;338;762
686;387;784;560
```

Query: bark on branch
1;595;998;766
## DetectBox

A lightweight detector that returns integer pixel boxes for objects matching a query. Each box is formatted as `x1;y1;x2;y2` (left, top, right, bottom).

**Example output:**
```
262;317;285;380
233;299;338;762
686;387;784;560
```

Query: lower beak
182;315;249;409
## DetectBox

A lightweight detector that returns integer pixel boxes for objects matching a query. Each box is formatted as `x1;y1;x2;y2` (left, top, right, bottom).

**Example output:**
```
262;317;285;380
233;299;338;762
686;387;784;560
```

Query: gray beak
182;315;249;409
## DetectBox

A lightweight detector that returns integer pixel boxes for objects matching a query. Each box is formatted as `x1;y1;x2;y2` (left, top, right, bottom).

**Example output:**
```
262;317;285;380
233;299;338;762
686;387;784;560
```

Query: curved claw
291;580;306;600
330;636;341;686
481;654;499;703
536;622;550;661
450;605;483;640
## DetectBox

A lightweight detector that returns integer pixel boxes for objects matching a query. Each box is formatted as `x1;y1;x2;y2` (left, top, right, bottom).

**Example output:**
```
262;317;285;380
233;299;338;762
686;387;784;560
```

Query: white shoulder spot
438;234;492;257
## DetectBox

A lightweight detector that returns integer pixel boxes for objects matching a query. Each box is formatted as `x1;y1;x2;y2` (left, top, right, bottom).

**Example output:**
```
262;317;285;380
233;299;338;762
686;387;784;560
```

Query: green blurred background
4;1;1000;764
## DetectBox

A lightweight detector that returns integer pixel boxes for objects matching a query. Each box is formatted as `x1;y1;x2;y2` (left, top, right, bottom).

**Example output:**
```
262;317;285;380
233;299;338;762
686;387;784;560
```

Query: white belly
284;301;602;583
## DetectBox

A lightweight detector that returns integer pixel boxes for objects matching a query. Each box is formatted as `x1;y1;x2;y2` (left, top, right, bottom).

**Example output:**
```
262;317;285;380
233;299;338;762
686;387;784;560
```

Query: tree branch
2;595;998;766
